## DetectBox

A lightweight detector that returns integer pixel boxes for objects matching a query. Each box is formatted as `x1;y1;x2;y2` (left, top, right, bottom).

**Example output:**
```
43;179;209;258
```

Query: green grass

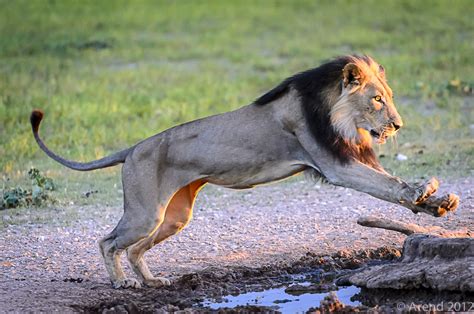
1;0;473;206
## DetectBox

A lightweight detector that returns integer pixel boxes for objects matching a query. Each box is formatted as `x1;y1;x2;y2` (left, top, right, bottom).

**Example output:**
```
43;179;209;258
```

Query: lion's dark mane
254;56;381;169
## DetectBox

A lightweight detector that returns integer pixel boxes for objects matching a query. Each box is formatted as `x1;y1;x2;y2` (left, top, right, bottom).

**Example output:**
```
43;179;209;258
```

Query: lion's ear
342;63;362;87
379;64;386;78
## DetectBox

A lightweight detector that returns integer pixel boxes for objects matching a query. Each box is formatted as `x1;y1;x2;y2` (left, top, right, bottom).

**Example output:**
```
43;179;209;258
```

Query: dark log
357;215;472;238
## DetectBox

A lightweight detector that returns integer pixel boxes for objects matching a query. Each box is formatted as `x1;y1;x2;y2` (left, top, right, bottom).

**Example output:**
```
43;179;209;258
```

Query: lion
30;55;459;289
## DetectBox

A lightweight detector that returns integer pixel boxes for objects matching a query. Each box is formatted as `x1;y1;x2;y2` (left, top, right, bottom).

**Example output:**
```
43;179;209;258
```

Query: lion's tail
30;109;133;171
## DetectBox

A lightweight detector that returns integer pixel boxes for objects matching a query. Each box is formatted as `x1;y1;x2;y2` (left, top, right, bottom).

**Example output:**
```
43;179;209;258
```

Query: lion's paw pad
433;194;459;217
113;278;142;289
418;193;459;217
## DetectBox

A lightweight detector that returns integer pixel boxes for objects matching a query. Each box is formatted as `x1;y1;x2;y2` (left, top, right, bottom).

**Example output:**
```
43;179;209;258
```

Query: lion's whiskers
389;132;399;151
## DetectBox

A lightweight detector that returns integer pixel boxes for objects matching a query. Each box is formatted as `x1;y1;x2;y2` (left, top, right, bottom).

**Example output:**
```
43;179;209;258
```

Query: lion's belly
206;161;307;189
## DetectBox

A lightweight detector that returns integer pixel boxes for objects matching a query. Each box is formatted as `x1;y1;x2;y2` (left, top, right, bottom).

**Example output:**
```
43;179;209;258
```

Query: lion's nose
391;114;403;131
392;122;401;131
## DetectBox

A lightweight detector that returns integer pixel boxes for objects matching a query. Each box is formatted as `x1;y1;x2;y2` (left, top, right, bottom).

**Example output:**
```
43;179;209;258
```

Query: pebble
396;153;408;161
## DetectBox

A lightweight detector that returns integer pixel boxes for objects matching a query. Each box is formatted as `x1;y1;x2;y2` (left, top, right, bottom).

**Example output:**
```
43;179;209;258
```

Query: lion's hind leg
99;203;167;289
124;235;163;287
126;180;206;287
99;153;174;289
99;229;142;289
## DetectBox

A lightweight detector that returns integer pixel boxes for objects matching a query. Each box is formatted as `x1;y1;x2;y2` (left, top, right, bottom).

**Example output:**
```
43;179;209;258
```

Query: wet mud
77;247;402;312
77;245;473;313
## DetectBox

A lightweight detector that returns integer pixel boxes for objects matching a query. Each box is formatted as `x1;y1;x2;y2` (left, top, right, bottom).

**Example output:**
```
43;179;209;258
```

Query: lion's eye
374;95;382;102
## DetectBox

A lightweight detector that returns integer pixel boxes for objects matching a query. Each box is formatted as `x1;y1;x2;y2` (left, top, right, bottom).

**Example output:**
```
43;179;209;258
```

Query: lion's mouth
370;129;388;144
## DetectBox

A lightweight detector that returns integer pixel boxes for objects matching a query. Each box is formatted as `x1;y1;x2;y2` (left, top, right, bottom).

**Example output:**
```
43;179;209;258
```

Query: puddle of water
200;284;361;313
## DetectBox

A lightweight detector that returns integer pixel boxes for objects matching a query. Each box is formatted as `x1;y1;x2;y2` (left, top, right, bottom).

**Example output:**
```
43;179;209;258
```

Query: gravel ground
1;177;473;312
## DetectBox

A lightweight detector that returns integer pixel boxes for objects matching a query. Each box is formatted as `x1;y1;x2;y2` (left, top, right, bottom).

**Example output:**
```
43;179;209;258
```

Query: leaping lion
30;55;459;289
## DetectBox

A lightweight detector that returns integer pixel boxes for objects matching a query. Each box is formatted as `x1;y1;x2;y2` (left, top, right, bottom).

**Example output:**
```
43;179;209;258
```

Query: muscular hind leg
126;180;206;287
99;230;142;289
99;208;165;289
98;148;174;289
125;232;166;287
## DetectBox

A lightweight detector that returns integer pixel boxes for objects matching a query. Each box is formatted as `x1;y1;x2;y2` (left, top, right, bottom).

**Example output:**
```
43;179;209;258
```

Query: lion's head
254;54;403;169
330;56;403;145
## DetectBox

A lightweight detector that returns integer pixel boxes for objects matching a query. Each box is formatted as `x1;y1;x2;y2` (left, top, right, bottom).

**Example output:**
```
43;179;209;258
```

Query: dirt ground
1;177;473;312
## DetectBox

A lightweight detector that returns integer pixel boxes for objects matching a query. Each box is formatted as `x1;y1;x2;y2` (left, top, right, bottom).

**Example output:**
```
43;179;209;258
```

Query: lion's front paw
144;276;171;288
112;278;142;289
414;193;459;217
414;177;439;205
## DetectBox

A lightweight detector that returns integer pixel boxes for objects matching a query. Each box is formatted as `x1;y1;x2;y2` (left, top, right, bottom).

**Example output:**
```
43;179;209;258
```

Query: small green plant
28;168;56;192
0;168;56;209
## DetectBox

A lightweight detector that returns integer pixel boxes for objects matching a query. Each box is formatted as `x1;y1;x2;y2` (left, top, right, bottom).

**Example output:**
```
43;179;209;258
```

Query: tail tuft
30;109;44;133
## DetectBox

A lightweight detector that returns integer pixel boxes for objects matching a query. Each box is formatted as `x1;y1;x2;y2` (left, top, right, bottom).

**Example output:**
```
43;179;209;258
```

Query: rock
285;283;336;295
317;291;345;313
348;234;474;292
102;305;128;314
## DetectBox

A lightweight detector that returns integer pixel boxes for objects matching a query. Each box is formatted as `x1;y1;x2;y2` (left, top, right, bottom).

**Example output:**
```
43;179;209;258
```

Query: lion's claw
112;278;142;289
415;177;439;205
144;277;171;288
415;193;459;217
409;177;459;217
444;193;460;213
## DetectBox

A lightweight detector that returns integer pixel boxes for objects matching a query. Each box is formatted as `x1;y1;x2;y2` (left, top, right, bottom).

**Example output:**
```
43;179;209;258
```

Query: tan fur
331;56;400;145
31;56;459;289
330;89;359;142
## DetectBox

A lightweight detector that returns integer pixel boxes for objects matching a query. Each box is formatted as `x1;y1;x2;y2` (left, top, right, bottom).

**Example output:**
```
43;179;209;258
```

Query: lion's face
350;77;403;144
330;58;403;145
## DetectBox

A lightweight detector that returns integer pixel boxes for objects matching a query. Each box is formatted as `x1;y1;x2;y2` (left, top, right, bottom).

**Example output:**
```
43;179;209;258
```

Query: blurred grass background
0;0;473;205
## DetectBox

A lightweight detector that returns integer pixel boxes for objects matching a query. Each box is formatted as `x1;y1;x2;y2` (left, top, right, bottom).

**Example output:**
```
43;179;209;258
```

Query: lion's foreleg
321;161;459;217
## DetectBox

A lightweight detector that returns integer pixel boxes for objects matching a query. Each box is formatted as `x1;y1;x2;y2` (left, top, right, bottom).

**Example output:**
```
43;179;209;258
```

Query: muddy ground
1;178;473;312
